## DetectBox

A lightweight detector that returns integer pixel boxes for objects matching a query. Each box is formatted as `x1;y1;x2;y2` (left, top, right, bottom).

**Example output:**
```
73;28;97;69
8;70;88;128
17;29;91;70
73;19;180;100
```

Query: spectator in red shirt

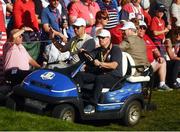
0;0;7;83
13;0;41;61
150;3;171;58
138;21;172;91
69;0;100;34
13;0;39;31
120;0;144;21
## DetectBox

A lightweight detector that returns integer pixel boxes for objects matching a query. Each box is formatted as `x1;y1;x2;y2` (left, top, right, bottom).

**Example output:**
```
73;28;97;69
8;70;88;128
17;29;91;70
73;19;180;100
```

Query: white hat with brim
120;21;137;30
97;29;111;38
139;20;147;27
73;18;86;27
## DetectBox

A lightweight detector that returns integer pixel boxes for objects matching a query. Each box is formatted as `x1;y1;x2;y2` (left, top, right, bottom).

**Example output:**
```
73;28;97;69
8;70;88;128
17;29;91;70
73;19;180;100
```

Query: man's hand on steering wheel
78;50;95;65
94;59;101;67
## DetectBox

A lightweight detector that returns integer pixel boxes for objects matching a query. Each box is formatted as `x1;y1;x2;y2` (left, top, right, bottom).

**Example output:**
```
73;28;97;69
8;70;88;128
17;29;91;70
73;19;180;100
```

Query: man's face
132;0;141;6
98;36;110;48
14;34;23;45
122;29;131;38
73;26;85;37
49;0;59;8
138;26;146;38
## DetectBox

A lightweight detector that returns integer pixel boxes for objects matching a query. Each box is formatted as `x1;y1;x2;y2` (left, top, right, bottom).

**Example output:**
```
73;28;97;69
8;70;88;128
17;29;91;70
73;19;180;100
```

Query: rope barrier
0;39;179;47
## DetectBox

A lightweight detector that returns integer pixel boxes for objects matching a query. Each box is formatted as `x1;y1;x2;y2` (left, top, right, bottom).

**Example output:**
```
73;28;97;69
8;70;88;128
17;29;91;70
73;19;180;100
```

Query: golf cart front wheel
122;100;142;126
6;96;24;111
52;104;75;122
6;97;16;110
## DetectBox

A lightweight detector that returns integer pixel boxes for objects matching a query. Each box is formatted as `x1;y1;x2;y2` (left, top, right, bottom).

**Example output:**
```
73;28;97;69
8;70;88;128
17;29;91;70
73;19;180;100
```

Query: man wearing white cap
76;29;123;113
50;18;96;64
120;21;150;75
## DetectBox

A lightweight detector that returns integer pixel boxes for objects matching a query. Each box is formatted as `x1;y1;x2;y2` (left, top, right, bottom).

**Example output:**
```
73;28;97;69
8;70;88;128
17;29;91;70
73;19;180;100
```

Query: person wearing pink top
3;27;40;85
69;0;100;34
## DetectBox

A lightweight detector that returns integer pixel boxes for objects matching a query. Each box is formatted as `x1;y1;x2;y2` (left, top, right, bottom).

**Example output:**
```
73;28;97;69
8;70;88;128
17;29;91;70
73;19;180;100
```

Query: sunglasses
52;0;59;1
139;26;147;30
101;17;108;20
73;26;82;30
98;36;106;39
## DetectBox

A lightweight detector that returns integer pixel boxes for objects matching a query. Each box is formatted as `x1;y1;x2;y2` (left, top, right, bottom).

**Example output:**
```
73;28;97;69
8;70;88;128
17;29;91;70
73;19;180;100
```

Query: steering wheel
78;50;95;65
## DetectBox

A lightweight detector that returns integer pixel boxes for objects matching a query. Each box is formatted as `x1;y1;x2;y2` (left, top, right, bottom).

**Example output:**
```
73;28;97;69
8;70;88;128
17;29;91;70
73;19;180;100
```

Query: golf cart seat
81;51;129;93
101;52;152;93
122;52;152;83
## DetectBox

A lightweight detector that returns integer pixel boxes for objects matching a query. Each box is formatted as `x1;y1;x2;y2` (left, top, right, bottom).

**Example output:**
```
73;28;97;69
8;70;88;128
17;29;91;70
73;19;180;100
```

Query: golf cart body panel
22;69;78;97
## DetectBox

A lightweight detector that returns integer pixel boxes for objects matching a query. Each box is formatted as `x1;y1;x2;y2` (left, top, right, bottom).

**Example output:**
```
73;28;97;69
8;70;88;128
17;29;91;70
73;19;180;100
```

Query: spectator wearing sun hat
119;21;150;75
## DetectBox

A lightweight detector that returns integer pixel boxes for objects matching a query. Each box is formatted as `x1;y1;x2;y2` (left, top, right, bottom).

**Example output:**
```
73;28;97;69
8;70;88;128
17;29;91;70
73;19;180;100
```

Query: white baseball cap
73;18;86;27
140;0;150;10
139;20;147;27
97;29;111;37
120;21;137;30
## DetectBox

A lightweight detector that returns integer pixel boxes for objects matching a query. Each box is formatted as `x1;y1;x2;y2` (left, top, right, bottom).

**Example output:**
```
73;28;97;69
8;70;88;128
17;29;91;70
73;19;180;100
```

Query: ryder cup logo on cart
40;72;55;80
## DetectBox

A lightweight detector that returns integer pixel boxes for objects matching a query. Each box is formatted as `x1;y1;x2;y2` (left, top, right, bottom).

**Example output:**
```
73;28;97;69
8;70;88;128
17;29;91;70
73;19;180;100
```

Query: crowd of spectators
0;0;180;91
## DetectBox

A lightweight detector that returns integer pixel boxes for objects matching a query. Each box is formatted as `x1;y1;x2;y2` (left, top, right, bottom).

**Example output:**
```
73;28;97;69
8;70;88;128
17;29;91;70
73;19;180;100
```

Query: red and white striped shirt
0;0;7;81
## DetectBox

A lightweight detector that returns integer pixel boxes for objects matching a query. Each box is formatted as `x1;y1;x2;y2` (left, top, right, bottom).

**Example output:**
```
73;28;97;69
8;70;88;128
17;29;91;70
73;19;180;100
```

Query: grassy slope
0;90;180;131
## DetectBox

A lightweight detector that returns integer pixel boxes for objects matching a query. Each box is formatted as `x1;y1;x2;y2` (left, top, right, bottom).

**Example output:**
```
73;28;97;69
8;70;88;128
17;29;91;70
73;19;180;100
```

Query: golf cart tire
6;97;17;111
52;104;75;122
6;96;24;111
122;100;142;126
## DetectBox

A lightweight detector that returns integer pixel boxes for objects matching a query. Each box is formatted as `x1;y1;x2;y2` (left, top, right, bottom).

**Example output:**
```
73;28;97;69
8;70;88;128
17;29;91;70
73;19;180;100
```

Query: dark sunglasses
139;26;147;30
98;36;106;39
101;17;108;20
73;26;82;30
52;0;59;1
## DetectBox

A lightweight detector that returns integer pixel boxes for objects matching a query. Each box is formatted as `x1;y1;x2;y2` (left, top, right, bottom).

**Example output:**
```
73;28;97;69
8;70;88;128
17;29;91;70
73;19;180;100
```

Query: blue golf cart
6;51;153;126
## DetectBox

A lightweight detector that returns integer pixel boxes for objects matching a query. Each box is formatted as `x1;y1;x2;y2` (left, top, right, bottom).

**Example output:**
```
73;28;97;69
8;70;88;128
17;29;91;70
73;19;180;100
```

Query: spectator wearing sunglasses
50;18;96;64
3;27;41;85
96;0;119;29
91;10;109;47
138;21;172;91
119;21;150;76
75;29;123;113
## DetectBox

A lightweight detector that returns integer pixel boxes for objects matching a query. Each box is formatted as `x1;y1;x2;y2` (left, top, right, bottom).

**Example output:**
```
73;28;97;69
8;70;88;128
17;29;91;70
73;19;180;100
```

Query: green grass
0;90;180;131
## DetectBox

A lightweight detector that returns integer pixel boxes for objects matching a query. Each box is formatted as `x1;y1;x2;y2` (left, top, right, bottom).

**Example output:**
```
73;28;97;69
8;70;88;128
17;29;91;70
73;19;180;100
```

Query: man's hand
94;59;101;67
61;34;68;43
49;27;55;39
23;27;33;32
157;57;164;64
